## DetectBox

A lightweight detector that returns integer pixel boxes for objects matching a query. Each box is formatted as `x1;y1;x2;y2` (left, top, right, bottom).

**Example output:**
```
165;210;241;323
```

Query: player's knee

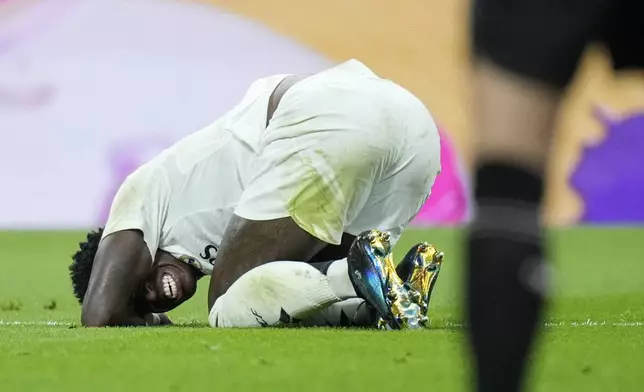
209;261;339;328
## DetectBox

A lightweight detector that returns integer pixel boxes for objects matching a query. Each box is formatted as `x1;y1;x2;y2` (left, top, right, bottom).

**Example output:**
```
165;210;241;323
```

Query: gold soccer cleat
347;230;424;330
396;242;445;327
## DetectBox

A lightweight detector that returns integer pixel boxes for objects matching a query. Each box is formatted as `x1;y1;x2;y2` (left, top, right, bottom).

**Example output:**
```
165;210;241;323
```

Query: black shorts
472;0;644;88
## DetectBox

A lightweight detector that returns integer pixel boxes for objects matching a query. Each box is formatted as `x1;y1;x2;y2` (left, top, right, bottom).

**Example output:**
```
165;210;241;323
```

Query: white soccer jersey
102;59;441;275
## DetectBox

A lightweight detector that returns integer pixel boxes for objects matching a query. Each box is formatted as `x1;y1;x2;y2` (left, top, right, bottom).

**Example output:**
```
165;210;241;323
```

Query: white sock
324;258;358;298
209;261;348;328
300;298;376;327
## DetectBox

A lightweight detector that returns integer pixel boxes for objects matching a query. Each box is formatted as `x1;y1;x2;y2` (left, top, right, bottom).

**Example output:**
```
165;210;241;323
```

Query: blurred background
1;1;644;390
2;0;644;231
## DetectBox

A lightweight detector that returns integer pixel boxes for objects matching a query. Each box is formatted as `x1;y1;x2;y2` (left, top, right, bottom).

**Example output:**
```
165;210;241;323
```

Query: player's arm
81;230;152;327
207;216;327;310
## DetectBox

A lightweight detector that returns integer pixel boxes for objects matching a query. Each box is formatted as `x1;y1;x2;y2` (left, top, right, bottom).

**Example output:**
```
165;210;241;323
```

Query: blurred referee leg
467;1;644;391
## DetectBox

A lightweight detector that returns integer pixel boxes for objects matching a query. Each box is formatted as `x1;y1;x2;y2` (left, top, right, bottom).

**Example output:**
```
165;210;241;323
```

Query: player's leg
343;75;445;327
208;229;417;328
299;298;377;327
208;258;356;328
468;0;612;391
303;240;445;329
213;64;438;329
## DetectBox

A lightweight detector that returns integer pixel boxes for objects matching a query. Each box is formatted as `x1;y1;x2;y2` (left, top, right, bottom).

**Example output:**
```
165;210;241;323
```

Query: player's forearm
81;293;146;327
81;231;153;327
82;308;171;327
81;304;145;327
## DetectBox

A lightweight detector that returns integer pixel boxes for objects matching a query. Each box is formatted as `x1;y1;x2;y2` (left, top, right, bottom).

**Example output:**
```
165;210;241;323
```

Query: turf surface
1;228;643;391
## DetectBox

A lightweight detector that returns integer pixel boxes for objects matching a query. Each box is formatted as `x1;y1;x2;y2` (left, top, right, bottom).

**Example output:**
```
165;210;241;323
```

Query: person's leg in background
466;1;613;391
468;59;558;392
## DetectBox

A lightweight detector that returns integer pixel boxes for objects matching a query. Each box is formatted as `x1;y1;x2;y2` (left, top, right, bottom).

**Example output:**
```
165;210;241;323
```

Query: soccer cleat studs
396;242;445;322
348;230;446;330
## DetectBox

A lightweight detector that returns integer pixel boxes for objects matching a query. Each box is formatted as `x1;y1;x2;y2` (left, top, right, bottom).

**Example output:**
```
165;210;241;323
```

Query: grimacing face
133;252;200;314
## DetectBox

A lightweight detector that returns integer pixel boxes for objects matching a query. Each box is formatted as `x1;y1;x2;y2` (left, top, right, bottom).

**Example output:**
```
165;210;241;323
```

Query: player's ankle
323;258;358;299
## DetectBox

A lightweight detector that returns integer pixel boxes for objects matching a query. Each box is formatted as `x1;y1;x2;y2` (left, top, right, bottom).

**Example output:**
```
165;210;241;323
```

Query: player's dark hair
69;228;104;304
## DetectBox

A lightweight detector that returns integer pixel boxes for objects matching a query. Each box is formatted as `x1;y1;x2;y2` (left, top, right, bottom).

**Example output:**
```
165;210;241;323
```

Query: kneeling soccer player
69;59;444;329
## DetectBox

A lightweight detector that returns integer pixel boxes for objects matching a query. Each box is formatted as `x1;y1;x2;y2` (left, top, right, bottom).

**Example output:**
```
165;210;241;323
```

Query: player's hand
143;313;173;326
157;313;173;325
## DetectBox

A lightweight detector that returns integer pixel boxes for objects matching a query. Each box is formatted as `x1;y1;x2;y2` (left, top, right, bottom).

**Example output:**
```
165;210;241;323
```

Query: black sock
466;163;548;392
309;261;334;274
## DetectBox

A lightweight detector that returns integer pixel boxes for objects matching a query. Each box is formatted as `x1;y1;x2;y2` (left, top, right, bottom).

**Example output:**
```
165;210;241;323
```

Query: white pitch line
546;320;644;327
1;319;643;328
444;319;644;328
0;320;73;326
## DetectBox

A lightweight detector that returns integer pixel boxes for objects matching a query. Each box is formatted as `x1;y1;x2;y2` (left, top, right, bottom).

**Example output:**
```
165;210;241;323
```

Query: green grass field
1;228;643;391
